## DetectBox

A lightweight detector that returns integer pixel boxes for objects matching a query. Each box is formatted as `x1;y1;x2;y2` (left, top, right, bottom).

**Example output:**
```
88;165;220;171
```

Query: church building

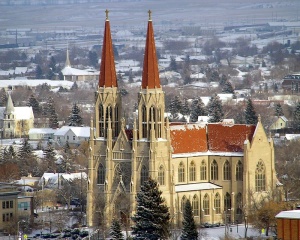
86;11;279;227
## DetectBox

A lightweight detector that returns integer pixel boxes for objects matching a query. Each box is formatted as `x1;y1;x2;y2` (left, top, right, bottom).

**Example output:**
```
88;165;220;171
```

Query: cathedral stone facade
86;12;279;227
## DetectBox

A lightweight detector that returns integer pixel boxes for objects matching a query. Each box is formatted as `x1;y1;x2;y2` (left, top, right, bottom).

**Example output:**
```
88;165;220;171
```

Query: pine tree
180;98;190;116
0;89;7;107
293;102;300;131
68;103;83;126
63;140;71;154
47;97;59;129
27;94;41;115
245;99;258;125
274;103;284;116
207;95;224;123
219;74;227;86
109;219;124;240
71;81;78;90
181;200;198;240
169;56;177;71
169;96;182;118
18;139;37;176
222;80;234;94
190;98;207;122
35;65;43;79
44;141;57;172
132;178;170;240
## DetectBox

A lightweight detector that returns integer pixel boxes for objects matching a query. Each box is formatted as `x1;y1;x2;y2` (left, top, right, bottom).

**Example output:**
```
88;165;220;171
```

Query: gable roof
54;126;90;138
170;124;207;154
207;124;256;152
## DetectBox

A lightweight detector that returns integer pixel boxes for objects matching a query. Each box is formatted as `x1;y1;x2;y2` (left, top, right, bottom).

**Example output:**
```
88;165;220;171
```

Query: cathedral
86;11;279;227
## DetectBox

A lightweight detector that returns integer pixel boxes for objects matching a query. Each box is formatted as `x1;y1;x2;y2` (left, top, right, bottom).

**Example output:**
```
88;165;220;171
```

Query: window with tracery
255;160;266;192
178;162;185;182
203;194;210;215
97;163;105;184
192;195;199;216
189;161;196;181
214;193;221;214
224;192;231;211
211;160;218;180
181;196;187;212
200;160;207;180
223;160;231;180
158;165;165;185
142;105;147;138
141;165;148;186
236;161;243;181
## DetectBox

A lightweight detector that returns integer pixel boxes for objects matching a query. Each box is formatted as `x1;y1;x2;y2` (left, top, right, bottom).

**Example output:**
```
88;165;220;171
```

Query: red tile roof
98;19;117;88
170;125;207;154
207;124;256;152
141;20;161;89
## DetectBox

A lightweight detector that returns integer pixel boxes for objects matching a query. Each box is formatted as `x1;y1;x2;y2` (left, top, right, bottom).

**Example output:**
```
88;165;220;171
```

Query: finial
105;9;109;20
258;114;261;123
148;10;152;21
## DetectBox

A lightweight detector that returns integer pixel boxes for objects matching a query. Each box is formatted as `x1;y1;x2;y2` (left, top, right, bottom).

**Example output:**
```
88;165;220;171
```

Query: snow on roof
14;107;33;120
172;150;244;158
61;172;87;181
276;210;300;219
28;128;56;134
14;67;27;74
54;126;90;138
285;134;300;141
190;72;205;79
61;66;99;76
175;182;222;192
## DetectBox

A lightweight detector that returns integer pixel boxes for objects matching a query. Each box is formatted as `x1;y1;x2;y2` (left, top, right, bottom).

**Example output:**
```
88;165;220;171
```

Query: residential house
53;126;90;146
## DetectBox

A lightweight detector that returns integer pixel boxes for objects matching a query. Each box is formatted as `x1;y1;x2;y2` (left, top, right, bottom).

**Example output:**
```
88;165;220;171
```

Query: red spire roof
98;13;117;88
141;11;161;89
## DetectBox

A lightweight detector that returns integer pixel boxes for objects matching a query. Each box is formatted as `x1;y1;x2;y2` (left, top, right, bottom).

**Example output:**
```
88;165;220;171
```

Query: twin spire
98;10;160;89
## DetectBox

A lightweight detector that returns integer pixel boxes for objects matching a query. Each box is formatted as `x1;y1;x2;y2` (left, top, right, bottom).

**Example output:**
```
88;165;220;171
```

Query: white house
53;126;90;145
28;128;56;140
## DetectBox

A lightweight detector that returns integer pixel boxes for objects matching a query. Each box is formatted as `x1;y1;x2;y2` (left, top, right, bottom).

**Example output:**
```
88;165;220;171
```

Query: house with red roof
86;12;279;227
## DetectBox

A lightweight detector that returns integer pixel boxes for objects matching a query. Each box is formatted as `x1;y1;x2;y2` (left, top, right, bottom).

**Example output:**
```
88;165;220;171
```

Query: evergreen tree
183;55;191;85
63;140;71;154
169;96;182;117
27;94;41;115
132;178;170;240
169;56;177;71
274;103;284;116
109;219;124;240
219;74;227;86
47;97;59;129
0;89;7;107
273;83;278;93
264;83;268;93
293;102;300;131
71;81;78;91
207;95;224;123
190;98;207;122
222;80;234;94
18;139;37;176
44;141;56;172
245;99;258;125
181;98;190;116
7;145;17;162
181;200;198;240
89;51;98;68
35;65;43;79
68;103;83;126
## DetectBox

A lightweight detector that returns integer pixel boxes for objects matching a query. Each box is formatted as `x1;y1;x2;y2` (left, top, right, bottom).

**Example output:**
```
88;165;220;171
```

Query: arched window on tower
214;193;221;214
141;165;148;186
157;108;162;138
158;165;165;185
114;105;119;137
211;160;218;180
99;105;104;137
192;195;199;216
97;164;105;184
203;194;210;215
181;196;187;213
104;105;112;138
142;105;147;138
223;160;231;180
200;160;207;180
224;192;231;211
178;162;185;182
189;161;196;181
255;160;266;192
236;161;243;181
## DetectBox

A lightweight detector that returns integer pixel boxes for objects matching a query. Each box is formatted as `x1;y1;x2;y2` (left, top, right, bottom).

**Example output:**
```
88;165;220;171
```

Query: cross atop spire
105;9;109;20
148;10;152;21
98;11;117;88
141;11;160;89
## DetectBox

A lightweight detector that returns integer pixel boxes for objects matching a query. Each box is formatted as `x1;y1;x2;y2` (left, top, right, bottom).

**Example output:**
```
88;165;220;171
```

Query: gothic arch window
211;160;218;180
223;160;231;180
189;161;196;181
203;194;210;215
192;195;199;216
200;160;207;180
141;165;148;186
178;162;185;182
181;196;187;213
114;105;119;137
214;193;221;214
236;161;243;181
157;107;162;138
224;192;231;211
142;105;147;138
97;164;105;184
236;192;242;214
255;160;266;192
158;165;165;185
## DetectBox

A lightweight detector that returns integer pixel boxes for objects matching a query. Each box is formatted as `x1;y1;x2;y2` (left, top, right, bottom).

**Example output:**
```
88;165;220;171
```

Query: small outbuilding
275;210;300;240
